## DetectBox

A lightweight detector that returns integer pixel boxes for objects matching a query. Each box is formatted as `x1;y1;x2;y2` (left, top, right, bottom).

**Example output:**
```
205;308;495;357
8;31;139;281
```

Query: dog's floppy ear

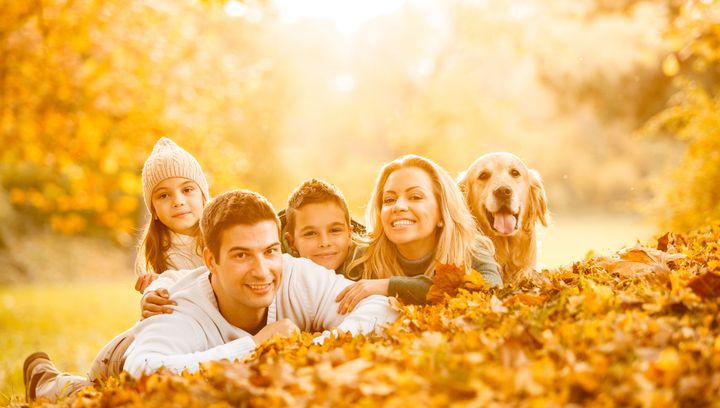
528;169;549;227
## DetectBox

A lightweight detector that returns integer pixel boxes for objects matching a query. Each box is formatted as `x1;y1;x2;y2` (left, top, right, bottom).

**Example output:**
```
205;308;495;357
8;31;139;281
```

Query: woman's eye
383;197;396;205
330;228;344;233
157;193;168;199
510;169;521;177
410;194;423;200
183;187;195;193
303;231;317;237
478;172;490;181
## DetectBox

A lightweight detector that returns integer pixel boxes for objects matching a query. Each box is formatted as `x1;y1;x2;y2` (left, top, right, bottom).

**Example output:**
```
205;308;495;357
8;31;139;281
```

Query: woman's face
380;166;441;260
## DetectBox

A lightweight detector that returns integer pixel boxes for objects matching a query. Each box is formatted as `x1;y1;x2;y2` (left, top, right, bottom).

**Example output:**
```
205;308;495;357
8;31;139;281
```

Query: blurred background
0;0;718;402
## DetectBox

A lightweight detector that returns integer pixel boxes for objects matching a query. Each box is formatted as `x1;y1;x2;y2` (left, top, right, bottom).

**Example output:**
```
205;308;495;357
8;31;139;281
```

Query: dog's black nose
493;186;512;198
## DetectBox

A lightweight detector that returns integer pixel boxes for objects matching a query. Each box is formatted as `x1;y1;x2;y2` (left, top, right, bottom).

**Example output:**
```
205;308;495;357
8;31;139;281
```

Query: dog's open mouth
484;207;520;235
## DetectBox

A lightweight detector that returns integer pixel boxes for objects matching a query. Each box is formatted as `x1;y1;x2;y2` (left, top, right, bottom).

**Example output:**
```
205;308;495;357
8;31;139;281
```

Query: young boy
281;179;361;274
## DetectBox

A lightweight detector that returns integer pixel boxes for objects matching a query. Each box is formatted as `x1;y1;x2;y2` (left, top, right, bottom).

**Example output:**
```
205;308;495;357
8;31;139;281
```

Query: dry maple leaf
426;261;466;304
595;243;686;281
688;271;720;298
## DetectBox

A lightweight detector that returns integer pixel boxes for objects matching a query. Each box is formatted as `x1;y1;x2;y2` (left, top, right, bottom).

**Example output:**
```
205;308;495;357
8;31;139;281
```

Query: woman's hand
141;288;176;319
335;279;389;314
134;274;158;293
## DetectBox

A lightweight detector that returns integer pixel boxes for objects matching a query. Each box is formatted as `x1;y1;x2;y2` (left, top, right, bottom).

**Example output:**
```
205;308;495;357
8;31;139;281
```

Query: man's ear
203;247;217;272
284;232;295;250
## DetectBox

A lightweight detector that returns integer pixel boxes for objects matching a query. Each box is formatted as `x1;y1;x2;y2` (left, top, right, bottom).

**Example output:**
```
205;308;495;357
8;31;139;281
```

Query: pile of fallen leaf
37;222;720;407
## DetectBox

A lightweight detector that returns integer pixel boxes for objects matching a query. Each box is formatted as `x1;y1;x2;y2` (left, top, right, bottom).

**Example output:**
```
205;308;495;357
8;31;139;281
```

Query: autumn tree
641;0;720;231
0;0;288;242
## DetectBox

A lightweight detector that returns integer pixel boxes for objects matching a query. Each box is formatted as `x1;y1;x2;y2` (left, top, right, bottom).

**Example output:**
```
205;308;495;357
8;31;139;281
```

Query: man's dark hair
201;189;280;261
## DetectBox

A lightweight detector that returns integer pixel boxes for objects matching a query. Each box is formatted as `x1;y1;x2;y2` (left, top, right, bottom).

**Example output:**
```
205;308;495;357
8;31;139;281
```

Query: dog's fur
458;152;549;284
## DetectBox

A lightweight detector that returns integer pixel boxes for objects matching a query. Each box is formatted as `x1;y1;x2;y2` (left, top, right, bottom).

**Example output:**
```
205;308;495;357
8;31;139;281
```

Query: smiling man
24;189;398;403
121;189;397;377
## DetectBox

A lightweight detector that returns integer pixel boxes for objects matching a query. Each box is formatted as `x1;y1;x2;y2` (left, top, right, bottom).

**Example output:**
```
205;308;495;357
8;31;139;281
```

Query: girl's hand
335;279;389;314
141;288;176;319
134;274;158;293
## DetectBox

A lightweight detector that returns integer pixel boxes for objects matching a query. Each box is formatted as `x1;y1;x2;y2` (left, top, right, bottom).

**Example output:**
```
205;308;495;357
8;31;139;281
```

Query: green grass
539;211;656;269
0;281;137;405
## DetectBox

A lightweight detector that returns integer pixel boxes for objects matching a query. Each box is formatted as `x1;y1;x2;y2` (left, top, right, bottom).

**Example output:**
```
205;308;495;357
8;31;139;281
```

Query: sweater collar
397;250;434;276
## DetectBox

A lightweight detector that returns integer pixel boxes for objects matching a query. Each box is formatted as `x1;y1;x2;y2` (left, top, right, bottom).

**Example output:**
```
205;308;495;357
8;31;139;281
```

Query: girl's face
151;177;204;236
287;201;351;271
380;166;441;260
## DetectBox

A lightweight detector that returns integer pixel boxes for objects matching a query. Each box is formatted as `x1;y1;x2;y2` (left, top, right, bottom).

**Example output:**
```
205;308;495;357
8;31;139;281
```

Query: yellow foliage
24;222;720;406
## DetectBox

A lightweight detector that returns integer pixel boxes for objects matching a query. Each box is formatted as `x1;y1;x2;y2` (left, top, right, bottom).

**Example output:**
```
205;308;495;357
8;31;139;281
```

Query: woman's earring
437;221;444;228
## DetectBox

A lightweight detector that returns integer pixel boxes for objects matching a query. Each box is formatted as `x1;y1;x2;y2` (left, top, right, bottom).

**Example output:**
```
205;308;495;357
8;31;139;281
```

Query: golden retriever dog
458;152;549;285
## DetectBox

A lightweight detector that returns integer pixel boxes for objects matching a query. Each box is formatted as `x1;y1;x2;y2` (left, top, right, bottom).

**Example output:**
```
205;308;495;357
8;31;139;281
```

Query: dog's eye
510;169;521;177
478;171;490;181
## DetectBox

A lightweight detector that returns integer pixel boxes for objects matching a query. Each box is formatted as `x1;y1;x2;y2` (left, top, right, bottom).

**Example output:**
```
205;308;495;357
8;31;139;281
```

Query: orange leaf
426;261;465;304
688;272;720;298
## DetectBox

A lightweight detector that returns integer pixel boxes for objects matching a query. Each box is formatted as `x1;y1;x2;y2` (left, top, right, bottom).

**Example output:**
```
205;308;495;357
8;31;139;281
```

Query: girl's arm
139;269;191;318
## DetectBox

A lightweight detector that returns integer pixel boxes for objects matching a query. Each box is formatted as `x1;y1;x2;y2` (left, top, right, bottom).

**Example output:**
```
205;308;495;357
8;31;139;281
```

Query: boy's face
287;202;351;271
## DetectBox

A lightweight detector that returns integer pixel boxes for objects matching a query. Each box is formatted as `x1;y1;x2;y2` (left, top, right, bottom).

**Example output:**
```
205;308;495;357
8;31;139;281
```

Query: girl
336;154;502;312
24;136;211;402
134;137;211;317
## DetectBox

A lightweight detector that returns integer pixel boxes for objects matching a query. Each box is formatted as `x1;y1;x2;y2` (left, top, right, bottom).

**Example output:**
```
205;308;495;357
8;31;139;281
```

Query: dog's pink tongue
493;213;516;234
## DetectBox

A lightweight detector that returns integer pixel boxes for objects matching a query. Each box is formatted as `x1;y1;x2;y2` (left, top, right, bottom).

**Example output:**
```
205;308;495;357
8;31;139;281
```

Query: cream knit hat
141;137;210;213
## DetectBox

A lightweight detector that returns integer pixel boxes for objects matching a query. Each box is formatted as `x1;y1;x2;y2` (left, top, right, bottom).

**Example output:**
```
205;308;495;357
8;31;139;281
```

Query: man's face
206;220;283;317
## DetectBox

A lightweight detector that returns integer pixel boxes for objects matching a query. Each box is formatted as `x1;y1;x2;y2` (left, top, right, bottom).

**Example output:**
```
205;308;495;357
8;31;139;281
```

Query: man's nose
493;186;512;199
251;256;271;277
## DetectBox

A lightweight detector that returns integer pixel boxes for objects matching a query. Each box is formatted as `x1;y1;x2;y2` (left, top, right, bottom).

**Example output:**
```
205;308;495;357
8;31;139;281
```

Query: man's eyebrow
227;242;281;253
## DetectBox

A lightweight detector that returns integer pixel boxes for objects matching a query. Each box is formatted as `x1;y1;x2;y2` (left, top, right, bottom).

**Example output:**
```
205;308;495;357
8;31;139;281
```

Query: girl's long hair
134;212;204;276
345;154;494;280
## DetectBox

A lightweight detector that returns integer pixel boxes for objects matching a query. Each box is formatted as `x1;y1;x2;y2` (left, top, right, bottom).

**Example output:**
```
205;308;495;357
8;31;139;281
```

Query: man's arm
123;314;255;378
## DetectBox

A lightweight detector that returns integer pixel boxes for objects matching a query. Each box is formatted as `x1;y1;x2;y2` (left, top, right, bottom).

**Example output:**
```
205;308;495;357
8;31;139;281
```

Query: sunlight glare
331;74;356;92
224;0;247;18
273;0;405;34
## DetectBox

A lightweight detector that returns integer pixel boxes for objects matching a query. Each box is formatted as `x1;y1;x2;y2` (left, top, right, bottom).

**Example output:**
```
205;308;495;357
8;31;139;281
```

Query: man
25;189;398;401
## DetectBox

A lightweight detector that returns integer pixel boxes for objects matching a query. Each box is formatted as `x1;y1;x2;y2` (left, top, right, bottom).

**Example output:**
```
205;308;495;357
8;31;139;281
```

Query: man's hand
252;319;299;345
134;274;158;293
141;288;176;319
335;279;389;314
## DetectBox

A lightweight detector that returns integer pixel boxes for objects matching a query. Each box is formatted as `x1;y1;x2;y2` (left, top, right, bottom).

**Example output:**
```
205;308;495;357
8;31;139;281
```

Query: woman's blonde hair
346;154;494;280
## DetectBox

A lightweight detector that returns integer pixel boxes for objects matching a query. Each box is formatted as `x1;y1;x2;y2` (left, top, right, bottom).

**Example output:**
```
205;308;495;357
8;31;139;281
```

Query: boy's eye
183;186;195;193
156;193;168;200
330;228;344;233
234;252;247;259
302;231;317;237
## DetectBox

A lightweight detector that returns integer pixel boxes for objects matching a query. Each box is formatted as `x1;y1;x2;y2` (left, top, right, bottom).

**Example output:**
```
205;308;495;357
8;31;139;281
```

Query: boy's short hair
201;189;280;260
285;179;351;235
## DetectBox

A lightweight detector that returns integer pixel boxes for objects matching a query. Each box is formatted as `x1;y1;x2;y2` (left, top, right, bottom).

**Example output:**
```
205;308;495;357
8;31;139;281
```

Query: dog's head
458;152;548;238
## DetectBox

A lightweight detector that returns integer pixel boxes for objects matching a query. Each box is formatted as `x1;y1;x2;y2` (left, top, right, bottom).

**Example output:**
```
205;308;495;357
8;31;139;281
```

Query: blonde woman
336;155;502;312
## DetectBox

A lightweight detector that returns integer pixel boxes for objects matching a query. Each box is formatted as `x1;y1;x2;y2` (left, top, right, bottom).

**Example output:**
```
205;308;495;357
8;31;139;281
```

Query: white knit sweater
123;254;398;378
